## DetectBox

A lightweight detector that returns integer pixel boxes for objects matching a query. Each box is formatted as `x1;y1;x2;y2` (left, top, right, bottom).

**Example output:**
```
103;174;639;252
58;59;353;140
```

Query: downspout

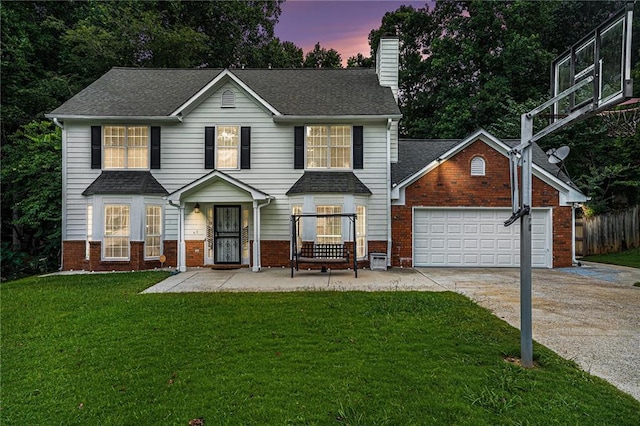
572;203;580;266
386;118;392;266
167;199;184;272
252;197;272;272
54;118;65;269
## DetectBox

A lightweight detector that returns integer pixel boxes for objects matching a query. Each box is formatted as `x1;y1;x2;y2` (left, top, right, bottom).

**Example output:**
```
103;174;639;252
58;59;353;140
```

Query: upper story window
104;126;149;169
221;89;236;108
470;156;485;176
216;126;240;169
306;125;351;169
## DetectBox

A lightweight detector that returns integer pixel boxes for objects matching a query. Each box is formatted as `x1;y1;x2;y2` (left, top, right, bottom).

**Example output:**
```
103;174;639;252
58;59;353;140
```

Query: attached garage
413;208;552;268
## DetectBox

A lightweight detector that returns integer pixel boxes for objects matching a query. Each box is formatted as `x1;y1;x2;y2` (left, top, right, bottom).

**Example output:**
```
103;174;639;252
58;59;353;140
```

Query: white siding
62;79;392;245
376;37;399;101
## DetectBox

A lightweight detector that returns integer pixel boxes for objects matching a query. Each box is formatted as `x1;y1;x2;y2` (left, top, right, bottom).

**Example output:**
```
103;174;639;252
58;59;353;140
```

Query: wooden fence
576;205;640;256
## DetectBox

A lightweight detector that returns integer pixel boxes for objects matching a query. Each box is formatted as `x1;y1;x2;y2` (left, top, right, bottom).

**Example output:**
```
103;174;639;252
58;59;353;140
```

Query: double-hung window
145;205;162;258
306;125;351;169
104;126;149;169
216;126;240;169
316;205;342;244
104;205;130;259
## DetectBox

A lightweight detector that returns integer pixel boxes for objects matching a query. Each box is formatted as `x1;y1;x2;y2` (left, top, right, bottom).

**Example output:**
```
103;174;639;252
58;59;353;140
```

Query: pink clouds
275;1;427;65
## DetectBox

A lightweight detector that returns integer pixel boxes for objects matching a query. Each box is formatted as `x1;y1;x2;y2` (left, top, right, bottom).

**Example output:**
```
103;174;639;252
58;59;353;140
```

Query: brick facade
62;240;177;271
392;139;574;268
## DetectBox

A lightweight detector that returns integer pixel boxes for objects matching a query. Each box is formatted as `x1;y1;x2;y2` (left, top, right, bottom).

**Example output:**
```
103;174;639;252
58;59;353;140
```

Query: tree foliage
303;42;343;68
1;120;62;277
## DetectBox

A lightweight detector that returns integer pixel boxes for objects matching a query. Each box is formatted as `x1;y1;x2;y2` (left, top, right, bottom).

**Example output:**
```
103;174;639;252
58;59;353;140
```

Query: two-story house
47;38;402;273
48;36;588;273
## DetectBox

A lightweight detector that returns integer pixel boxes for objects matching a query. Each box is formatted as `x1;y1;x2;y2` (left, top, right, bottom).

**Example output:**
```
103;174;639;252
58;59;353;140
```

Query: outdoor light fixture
194;203;201;214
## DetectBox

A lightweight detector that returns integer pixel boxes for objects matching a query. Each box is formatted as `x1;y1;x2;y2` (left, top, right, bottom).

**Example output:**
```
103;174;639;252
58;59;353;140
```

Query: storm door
214;205;241;263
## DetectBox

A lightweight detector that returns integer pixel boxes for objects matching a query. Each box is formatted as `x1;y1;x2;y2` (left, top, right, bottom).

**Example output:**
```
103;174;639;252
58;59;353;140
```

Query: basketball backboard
551;3;634;121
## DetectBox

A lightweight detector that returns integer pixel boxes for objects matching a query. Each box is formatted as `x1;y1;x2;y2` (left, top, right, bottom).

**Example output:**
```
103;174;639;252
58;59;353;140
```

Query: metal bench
292;242;355;277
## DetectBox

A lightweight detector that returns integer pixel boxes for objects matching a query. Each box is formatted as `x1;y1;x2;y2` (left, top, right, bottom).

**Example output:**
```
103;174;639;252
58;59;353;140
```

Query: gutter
272;114;402;124
52;118;64;129
44;114;183;123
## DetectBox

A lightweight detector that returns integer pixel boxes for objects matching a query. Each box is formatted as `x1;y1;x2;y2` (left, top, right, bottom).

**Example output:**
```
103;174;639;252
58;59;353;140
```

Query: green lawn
2;272;639;425
582;247;640;269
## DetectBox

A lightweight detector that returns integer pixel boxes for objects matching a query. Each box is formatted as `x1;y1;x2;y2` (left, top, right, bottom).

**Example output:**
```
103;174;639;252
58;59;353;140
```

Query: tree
1;120;62;276
246;38;304;68
303;42;342;68
346;53;373;68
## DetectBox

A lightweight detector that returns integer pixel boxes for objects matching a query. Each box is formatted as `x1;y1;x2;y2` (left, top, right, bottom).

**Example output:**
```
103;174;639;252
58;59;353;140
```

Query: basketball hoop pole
520;113;534;368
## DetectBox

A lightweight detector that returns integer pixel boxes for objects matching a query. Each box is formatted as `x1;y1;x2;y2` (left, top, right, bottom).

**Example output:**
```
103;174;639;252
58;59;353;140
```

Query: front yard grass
2;272;639;425
582;247;640;269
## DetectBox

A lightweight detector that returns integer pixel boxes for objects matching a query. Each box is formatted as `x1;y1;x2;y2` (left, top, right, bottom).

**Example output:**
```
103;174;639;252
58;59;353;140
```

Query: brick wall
185;240;205;267
62;240;89;271
392;139;574;268
63;240;175;271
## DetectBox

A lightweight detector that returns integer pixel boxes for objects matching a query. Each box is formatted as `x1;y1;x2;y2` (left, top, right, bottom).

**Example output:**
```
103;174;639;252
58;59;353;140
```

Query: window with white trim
86;204;93;260
316;205;342;244
306;125;351;169
104;205;130;259
356;205;366;259
216;125;240;169
470;156;486;176
104;126;149;169
145;205;162;258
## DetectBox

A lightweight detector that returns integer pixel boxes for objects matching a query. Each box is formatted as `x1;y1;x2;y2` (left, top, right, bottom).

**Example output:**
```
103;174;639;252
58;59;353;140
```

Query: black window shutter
240;126;251;169
353;126;364;169
205;126;215;169
91;126;102;169
150;126;161;169
294;126;304;169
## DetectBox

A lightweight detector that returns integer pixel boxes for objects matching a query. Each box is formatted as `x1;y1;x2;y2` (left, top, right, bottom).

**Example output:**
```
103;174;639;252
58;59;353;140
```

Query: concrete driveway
143;262;640;401
416;262;640;402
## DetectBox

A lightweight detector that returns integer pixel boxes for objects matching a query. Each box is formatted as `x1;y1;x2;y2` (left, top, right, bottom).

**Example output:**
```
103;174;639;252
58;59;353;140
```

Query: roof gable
166;170;271;202
392;129;587;202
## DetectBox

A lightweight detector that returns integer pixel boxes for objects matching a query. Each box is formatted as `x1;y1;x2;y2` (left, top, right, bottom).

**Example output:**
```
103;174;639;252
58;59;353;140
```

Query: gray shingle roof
82;171;168;196
50;68;223;117
286;172;372;195
393;138;575;187
48;67;400;117
232;68;400;116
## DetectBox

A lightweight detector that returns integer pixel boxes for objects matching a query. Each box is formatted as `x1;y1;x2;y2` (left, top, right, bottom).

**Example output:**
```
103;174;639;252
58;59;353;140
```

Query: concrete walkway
142;262;640;401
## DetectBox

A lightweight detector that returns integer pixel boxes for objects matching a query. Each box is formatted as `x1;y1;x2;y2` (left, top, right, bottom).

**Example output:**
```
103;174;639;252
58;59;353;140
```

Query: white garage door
413;208;551;268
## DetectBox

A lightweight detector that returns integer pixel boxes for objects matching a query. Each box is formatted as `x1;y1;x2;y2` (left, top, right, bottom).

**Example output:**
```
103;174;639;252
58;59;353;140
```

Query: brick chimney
375;36;400;101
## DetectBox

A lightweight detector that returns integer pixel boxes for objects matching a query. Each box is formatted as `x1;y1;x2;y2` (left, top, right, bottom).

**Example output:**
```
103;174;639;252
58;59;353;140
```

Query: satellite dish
546;146;570;164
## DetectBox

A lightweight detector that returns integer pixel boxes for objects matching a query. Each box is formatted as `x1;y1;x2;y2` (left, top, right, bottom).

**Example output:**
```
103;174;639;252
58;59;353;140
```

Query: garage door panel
414;208;551;268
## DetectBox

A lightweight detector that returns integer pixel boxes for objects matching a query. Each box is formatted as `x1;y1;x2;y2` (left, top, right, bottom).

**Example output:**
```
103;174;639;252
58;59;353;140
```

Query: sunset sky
275;0;428;65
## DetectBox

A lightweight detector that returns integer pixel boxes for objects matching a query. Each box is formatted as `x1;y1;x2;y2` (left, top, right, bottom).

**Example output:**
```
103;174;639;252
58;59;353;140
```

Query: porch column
252;200;260;271
179;204;186;272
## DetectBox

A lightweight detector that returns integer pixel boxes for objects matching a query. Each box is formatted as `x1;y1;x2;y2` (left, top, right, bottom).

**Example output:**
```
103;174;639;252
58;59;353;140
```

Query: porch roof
82;171;168;196
165;170;271;202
